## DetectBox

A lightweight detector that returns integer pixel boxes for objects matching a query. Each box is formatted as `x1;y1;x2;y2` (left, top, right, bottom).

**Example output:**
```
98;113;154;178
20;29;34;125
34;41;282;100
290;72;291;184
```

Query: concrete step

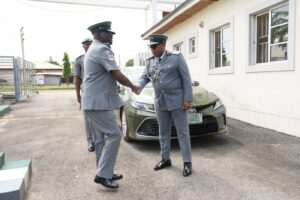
0;179;25;200
0;105;10;117
0;152;4;168
0;159;32;200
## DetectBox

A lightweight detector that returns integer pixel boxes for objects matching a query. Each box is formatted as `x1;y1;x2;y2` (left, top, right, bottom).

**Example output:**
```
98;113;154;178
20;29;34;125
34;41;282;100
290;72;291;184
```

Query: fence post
13;57;21;102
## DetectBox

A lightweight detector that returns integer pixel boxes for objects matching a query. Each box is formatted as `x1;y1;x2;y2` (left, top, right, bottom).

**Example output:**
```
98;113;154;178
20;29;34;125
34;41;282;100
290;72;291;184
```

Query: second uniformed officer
74;37;95;152
138;34;193;177
81;21;139;189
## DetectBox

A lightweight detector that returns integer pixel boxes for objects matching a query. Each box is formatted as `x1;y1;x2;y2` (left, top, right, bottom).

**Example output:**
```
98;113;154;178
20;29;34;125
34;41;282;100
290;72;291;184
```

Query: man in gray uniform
138;34;193;177
81;21;139;189
74;37;94;152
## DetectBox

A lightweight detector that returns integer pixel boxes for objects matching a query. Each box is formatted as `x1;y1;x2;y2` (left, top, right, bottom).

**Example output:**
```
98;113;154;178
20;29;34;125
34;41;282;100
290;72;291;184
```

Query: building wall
44;76;61;86
165;0;300;137
0;70;14;85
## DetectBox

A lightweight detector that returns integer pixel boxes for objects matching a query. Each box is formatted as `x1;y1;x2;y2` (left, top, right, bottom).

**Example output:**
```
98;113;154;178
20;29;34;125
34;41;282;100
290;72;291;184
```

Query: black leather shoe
112;174;123;181
183;162;192;177
94;176;119;189
153;159;172;171
88;143;95;152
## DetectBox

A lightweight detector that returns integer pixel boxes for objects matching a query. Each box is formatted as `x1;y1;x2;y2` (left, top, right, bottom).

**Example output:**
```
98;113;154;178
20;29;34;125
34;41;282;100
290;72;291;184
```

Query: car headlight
130;102;155;112
213;99;223;110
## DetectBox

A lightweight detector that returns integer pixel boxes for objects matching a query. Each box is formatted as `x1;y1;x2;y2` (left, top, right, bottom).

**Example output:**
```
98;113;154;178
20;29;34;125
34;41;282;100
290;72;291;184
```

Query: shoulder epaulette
75;54;84;61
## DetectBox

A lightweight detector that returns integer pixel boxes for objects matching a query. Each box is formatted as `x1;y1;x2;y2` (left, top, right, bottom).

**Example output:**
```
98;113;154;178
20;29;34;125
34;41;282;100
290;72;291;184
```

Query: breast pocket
160;66;177;80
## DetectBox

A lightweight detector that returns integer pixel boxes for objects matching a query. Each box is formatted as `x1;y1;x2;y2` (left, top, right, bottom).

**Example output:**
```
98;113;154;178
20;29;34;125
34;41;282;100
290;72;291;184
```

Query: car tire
121;109;132;142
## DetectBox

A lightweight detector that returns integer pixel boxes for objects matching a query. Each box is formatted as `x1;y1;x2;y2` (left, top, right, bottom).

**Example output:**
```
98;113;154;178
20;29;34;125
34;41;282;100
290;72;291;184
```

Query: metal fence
0;56;36;104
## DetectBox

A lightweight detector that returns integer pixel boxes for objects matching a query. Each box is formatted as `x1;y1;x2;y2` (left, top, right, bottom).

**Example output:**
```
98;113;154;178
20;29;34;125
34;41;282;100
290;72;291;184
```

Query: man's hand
181;101;192;111
131;85;141;95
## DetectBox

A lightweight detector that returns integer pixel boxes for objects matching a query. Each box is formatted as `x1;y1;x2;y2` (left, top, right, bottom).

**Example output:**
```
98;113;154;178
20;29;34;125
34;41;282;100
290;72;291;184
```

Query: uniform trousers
156;107;192;163
83;113;94;145
84;110;121;179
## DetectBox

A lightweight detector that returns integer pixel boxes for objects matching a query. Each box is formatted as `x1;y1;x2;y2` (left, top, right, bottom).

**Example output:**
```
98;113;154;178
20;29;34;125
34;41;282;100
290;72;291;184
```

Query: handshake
131;85;141;95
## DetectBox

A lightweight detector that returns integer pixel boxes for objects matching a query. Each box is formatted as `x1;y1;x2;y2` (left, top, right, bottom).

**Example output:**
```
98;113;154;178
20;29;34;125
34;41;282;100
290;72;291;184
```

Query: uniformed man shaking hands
81;21;139;189
138;34;193;177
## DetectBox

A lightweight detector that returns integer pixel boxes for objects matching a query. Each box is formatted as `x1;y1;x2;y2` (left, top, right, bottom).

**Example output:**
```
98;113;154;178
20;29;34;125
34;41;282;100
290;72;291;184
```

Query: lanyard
146;59;161;82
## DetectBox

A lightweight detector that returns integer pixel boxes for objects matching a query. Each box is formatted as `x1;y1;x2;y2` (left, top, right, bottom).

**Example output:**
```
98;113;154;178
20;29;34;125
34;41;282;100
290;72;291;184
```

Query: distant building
0;59;63;86
33;61;62;86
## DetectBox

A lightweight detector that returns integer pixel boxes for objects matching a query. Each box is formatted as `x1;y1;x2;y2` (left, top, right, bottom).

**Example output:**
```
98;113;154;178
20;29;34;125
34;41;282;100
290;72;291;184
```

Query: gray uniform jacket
138;51;193;111
81;39;123;110
74;54;84;78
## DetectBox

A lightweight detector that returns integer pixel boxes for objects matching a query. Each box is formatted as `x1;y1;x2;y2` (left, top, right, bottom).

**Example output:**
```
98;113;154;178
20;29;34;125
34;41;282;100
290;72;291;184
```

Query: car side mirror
192;81;200;86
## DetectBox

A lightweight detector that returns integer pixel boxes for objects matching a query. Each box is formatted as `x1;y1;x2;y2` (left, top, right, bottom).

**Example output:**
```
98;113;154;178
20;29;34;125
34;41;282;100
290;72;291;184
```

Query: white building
33;61;62;86
141;0;299;137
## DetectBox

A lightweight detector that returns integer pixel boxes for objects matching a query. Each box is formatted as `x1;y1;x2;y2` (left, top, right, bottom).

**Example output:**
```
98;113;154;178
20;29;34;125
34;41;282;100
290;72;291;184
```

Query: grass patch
1;85;75;91
35;85;75;90
0;86;15;91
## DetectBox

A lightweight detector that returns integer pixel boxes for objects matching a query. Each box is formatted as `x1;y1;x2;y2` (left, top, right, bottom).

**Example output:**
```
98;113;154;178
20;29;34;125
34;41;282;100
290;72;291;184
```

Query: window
208;16;234;74
256;5;288;63
247;0;295;72
189;37;195;54
213;26;232;68
173;42;183;52
187;34;198;58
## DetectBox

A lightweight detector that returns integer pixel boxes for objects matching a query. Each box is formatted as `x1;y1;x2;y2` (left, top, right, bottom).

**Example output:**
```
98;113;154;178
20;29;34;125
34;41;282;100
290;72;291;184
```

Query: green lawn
1;85;75;91
35;85;75;90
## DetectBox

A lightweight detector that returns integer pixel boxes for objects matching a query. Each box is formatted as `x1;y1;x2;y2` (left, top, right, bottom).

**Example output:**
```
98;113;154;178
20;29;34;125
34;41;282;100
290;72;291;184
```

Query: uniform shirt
139;51;193;111
74;54;84;78
81;39;123;110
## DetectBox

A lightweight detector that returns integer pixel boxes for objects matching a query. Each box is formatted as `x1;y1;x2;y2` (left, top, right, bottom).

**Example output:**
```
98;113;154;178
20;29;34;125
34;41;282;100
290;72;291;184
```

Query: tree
125;58;134;67
62;52;71;85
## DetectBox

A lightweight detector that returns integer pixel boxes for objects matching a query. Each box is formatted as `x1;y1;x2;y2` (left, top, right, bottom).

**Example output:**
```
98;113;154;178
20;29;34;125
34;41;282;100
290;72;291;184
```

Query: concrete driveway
0;90;299;200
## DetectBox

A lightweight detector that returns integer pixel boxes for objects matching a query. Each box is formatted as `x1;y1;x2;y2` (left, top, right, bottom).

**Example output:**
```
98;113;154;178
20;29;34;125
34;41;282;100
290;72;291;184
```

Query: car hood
192;86;218;106
132;86;218;106
133;87;155;104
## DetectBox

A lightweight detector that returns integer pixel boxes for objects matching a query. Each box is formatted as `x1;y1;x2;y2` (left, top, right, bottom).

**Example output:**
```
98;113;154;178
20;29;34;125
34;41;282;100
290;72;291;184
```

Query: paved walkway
0;90;299;200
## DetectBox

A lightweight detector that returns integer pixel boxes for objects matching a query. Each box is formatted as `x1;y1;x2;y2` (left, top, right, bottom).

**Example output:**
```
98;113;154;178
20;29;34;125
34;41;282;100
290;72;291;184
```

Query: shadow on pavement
124;133;243;157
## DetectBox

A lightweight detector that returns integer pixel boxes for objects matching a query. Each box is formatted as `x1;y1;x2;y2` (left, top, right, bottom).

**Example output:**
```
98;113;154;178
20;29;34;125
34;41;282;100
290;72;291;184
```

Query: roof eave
141;0;218;39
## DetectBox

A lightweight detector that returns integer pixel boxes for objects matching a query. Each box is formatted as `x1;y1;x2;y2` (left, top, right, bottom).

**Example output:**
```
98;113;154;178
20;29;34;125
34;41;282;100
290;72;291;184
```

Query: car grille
137;115;225;137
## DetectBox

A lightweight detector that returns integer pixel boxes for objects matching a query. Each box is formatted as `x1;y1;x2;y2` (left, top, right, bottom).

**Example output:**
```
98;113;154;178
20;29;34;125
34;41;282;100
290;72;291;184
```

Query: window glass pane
222;26;231;42
271;4;289;26
222;41;231;54
270;43;287;61
192;46;195;53
215;31;221;67
271;24;288;44
257;14;269;41
222;54;231;66
257;13;269;63
257;43;268;63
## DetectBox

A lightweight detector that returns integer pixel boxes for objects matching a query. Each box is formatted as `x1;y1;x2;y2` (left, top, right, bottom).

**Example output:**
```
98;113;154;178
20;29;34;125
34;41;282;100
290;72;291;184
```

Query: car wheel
121;109;131;142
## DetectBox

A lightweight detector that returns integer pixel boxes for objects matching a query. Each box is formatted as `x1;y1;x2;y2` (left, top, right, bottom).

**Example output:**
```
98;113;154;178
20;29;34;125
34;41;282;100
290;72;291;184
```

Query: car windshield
124;67;152;88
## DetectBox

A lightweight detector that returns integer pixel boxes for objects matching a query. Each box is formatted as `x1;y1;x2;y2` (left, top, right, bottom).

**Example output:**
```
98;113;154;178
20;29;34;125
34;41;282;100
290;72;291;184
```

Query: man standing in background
74;38;94;152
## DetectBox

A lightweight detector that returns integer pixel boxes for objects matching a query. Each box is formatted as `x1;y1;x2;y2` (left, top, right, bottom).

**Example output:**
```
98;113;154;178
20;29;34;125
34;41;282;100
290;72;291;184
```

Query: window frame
172;39;185;57
247;0;295;72
208;16;234;75
187;33;198;59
